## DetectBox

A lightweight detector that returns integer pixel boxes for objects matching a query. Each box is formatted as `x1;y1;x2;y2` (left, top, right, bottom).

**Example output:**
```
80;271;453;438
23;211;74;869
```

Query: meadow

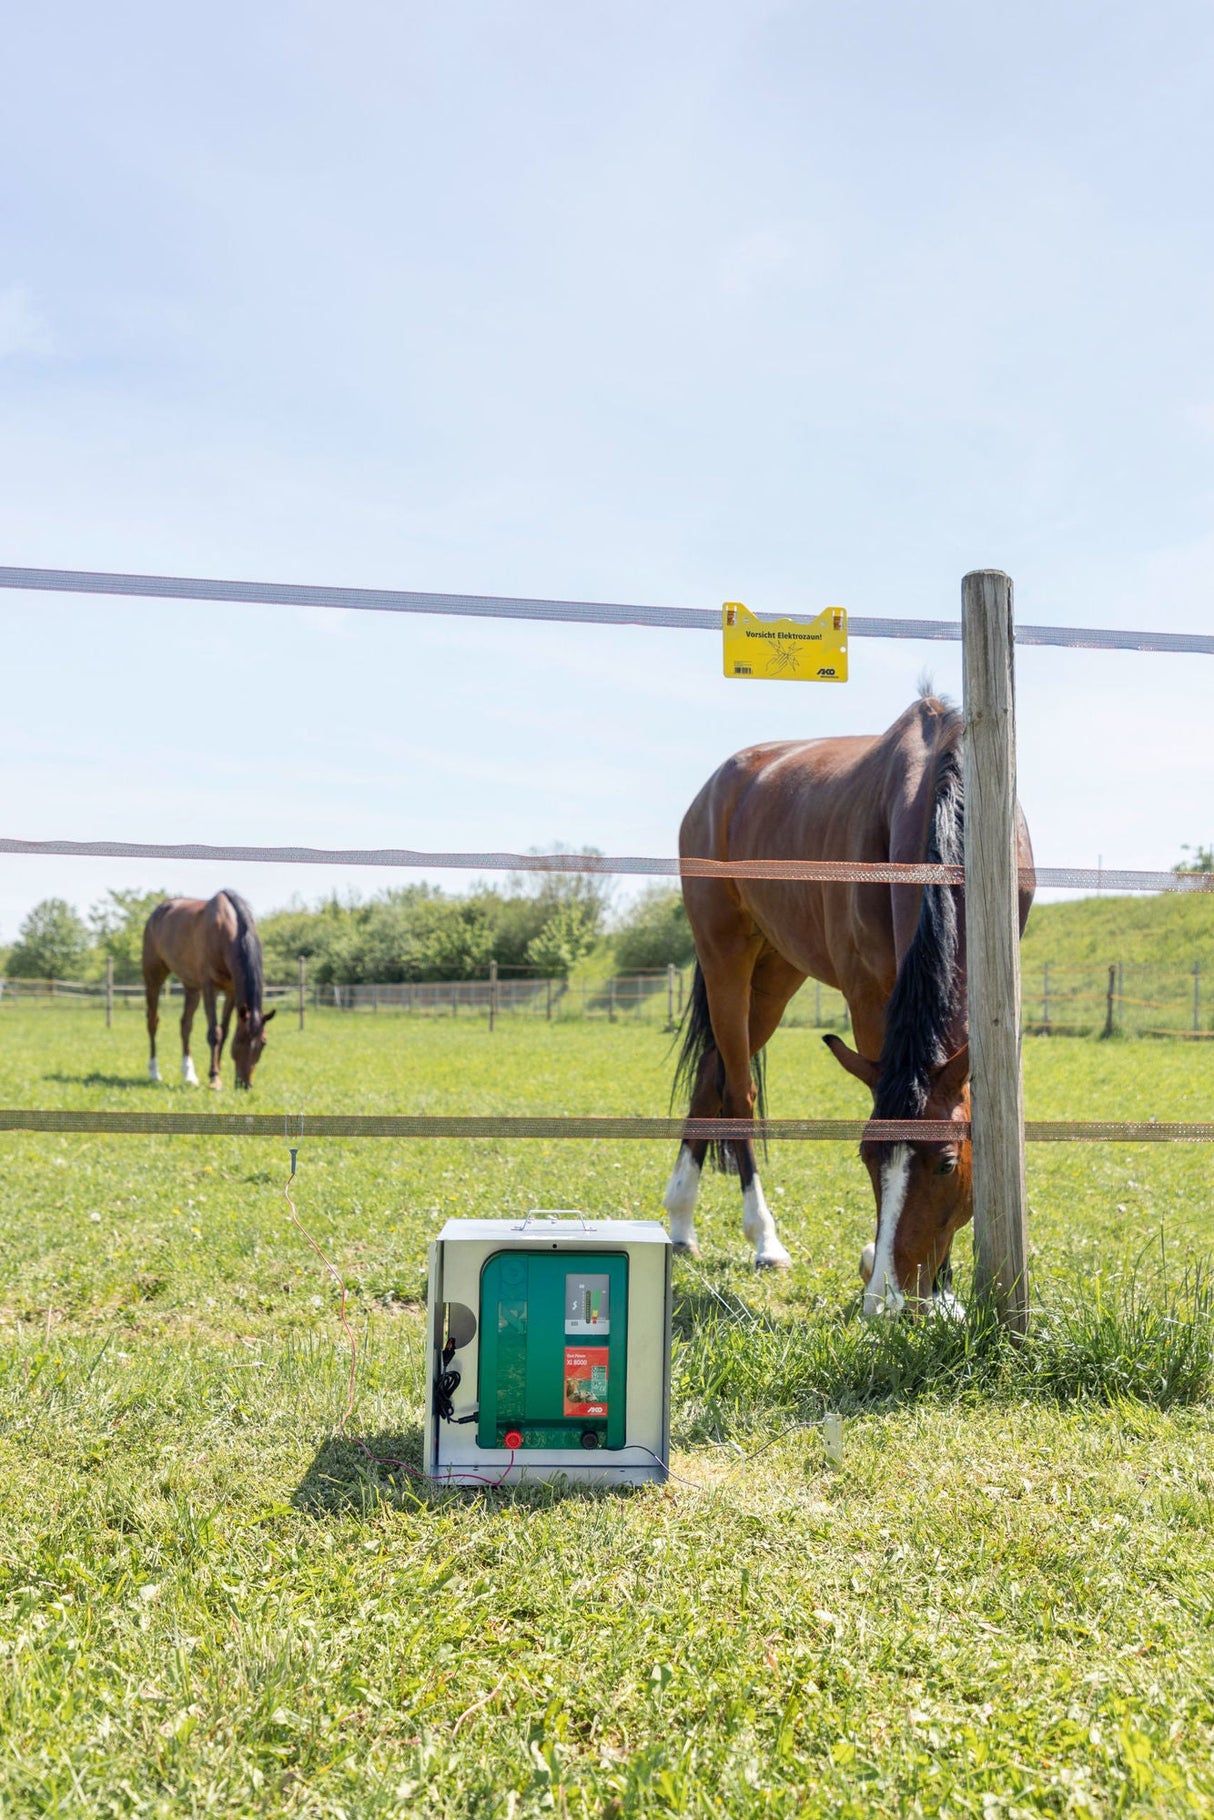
1;1005;1212;1817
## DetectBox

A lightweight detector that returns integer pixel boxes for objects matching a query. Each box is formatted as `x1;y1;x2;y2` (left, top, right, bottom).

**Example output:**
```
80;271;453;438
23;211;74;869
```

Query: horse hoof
754;1249;792;1272
671;1240;701;1259
209;1077;222;1091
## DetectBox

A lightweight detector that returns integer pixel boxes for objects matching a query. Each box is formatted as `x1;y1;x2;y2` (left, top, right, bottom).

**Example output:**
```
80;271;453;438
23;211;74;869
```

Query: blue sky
3;0;1214;944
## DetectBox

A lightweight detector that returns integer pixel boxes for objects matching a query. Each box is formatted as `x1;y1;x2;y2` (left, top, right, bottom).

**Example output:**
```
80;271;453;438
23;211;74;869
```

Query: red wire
284;1163;515;1490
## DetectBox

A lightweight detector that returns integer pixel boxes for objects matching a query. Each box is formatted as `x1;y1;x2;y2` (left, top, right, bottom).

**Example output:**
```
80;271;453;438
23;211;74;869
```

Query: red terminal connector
503;1429;523;1450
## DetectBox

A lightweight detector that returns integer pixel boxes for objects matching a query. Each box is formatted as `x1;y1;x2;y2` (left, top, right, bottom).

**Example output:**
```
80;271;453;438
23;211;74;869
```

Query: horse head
232;1006;275;1089
824;1036;971;1317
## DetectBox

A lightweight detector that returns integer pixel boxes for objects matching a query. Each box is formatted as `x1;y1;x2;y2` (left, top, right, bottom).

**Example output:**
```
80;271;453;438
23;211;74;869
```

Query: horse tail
670;961;768;1173
221;890;265;1012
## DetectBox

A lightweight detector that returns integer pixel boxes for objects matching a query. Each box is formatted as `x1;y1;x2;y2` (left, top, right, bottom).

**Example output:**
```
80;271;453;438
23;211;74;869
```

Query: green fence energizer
424;1216;671;1486
478;1251;629;1452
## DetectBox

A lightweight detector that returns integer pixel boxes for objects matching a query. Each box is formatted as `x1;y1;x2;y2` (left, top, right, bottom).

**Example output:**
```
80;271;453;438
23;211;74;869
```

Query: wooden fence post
489;960;498;1032
1194;961;1201;1034
546;977;553;1022
105;955;114;1029
962;569;1029;1334
609;976;617;1023
1102;964;1116;1040
298;955;306;1031
666;963;676;1030
1042;961;1050;1034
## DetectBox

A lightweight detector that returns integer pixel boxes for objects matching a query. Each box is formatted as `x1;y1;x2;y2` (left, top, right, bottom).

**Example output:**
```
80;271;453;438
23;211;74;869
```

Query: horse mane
872;703;964;1123
222;890;264;1013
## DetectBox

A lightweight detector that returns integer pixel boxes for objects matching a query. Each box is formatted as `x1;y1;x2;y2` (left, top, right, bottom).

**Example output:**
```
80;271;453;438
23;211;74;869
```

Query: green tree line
3;879;697;984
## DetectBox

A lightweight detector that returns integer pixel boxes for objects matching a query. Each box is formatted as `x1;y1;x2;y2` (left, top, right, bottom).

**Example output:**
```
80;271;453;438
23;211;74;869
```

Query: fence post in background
1042;962;1050;1034
1102;964;1116;1039
105;955;114;1029
1194;961;1201;1034
1117;960;1124;1029
297;955;306;1031
546;977;553;1022
814;979;823;1027
666;963;676;1030
489;960;498;1032
962;569;1029;1336
608;976;616;1023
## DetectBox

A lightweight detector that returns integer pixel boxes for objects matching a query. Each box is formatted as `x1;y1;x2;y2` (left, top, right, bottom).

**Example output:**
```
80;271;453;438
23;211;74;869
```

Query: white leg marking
859;1241;875;1285
663;1148;702;1254
182;1055;199;1086
931;1287;966;1321
863;1145;909;1317
148;1057;161;1084
742;1173;791;1269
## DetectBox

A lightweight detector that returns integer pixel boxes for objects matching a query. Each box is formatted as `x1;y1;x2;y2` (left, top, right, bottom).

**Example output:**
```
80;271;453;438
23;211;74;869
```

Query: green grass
2;1009;1214;1816
1021;892;1214;973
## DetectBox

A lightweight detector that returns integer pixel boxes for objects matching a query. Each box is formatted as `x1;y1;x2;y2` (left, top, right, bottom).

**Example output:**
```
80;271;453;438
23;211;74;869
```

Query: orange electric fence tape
3;1110;1214;1143
2;837;1214;895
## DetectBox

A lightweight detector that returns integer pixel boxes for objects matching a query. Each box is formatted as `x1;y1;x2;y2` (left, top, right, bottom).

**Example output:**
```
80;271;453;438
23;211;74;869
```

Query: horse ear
263;1008;276;1023
822;1033;880;1093
932;1043;970;1103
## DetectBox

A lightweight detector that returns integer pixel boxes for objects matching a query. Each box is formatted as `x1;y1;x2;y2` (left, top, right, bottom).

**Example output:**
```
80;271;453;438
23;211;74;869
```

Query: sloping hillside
1021;892;1214;970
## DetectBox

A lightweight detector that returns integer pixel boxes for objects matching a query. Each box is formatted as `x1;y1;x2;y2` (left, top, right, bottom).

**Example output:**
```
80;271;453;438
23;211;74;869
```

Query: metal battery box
423;1216;672;1486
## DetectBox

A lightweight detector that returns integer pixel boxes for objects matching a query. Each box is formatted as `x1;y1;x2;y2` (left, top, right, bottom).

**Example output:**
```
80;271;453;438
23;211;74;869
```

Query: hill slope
1021;893;1214;971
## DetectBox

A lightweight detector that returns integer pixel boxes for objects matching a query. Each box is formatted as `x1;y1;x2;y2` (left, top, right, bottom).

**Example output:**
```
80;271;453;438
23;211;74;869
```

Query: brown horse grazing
142;891;275;1090
665;692;1033;1315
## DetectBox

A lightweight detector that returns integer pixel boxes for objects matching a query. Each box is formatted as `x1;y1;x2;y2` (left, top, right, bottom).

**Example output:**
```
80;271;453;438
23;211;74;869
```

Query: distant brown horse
142;891;275;1090
665;692;1033;1314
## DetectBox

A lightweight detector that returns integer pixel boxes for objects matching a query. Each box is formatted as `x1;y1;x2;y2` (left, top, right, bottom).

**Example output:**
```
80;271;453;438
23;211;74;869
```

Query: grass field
1;1007;1213;1817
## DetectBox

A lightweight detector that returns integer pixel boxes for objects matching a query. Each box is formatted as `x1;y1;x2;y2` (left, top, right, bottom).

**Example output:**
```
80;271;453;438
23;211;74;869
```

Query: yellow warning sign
723;602;848;682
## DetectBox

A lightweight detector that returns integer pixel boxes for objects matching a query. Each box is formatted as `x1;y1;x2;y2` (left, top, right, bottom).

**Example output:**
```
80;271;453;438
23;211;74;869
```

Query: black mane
222;890;264;1014
872;709;964;1124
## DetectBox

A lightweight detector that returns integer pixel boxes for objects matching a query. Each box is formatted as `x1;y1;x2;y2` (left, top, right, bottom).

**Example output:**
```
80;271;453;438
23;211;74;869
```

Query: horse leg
662;1045;722;1258
689;950;789;1270
144;961;169;1083
179;988;200;1086
217;995;235;1077
731;953;808;1266
726;954;805;1269
203;984;223;1088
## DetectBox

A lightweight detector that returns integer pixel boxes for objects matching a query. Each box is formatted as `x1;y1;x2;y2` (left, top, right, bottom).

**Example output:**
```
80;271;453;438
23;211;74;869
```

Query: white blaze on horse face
863;1145;910;1317
663;1147;702;1252
182;1055;199;1086
742;1174;791;1269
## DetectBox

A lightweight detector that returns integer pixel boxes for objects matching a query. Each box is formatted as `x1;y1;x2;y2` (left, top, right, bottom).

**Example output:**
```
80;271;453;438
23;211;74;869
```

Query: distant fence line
5;962;1214;1037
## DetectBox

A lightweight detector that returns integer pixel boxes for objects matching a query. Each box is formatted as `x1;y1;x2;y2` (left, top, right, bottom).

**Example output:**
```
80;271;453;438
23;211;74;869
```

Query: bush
89;888;167;983
613;888;696;972
7;899;91;979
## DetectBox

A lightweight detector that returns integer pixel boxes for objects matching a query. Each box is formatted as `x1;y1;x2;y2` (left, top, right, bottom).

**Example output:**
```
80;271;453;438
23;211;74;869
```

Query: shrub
7;899;90;979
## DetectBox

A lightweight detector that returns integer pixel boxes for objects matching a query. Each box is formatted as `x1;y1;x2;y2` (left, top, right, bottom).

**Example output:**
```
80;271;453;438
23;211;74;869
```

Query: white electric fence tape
4;564;1214;656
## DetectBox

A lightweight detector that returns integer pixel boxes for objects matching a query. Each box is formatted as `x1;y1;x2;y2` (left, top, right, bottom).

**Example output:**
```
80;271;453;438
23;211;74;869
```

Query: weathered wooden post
1102;964;1116;1040
298;955;306;1031
489;959;498;1032
1193;961;1201;1034
962;569;1029;1334
105;955;114;1029
546;977;553;1022
609;976;617;1024
666;963;676;1030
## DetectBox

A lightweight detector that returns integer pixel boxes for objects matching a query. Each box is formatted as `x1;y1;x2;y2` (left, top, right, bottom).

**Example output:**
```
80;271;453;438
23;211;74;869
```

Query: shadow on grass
43;1071;157;1090
293;1427;650;1516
